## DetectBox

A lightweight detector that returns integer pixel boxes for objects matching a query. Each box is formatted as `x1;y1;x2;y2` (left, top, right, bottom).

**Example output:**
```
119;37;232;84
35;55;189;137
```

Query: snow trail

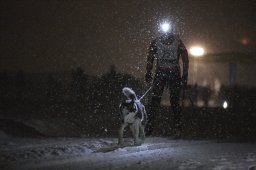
1;137;256;170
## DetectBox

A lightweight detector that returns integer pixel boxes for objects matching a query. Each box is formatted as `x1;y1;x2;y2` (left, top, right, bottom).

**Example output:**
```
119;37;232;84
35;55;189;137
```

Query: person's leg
146;72;165;135
169;73;182;134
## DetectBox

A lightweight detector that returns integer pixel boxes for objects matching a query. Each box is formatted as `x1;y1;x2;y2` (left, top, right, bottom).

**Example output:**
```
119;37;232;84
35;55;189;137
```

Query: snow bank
0;130;9;139
1;137;256;170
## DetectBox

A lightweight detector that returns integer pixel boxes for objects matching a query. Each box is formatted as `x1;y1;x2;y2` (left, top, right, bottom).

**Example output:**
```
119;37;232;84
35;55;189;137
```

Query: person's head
162;31;174;38
160;32;175;43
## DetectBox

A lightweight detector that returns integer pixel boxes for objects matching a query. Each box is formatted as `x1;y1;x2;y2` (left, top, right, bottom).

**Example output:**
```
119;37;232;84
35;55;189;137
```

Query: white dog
118;87;147;145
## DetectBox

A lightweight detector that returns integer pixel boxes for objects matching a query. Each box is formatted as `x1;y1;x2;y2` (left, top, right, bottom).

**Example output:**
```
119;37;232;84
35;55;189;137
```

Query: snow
0;130;9;139
1;137;256;170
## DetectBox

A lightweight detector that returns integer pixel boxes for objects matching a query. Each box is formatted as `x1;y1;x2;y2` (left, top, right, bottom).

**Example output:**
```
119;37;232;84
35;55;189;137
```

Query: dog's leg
132;119;140;145
118;123;127;145
129;123;135;140
140;125;146;143
129;123;137;145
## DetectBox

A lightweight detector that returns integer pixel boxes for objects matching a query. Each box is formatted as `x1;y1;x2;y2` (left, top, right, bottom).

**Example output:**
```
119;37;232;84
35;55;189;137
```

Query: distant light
241;38;249;45
223;101;228;109
160;22;171;33
190;47;205;57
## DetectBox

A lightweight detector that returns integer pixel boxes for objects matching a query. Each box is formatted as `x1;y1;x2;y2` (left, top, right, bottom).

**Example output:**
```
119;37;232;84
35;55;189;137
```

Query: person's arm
178;40;189;85
146;40;157;72
145;40;157;83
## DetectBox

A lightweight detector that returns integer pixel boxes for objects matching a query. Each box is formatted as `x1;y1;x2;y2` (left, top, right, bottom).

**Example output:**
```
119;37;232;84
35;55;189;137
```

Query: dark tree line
1;67;256;111
0;67;255;139
0;66;143;116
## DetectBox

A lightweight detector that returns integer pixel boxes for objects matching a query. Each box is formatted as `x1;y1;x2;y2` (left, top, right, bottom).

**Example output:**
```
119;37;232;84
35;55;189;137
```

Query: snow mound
1;137;256;170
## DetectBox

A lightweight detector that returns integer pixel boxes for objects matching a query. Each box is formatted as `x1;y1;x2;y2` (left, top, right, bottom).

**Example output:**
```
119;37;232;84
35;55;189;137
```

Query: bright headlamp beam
161;22;171;33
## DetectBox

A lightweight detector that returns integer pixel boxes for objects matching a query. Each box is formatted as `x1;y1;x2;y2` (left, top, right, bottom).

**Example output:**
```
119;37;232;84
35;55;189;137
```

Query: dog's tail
122;87;138;100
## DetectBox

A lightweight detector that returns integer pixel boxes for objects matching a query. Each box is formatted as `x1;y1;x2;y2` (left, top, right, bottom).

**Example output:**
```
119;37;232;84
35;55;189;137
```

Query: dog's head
122;87;138;100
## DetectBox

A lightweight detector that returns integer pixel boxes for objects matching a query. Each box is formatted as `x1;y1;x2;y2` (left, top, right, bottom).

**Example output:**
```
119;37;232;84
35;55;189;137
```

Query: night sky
1;0;255;76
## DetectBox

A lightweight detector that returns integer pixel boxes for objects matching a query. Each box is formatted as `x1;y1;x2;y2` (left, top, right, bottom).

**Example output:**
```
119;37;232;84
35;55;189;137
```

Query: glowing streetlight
160;22;171;33
189;46;205;84
223;101;228;109
190;47;205;57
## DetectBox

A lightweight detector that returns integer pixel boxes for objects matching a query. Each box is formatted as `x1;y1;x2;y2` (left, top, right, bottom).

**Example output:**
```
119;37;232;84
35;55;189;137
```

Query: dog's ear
122;87;137;100
129;94;136;100
130;99;134;104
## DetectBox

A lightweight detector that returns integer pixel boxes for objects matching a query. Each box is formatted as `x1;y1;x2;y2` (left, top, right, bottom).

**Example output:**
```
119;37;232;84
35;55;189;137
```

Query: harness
121;99;145;122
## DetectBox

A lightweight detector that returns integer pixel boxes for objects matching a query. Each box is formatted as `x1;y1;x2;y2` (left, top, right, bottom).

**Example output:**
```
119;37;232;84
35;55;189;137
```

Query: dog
118;87;147;145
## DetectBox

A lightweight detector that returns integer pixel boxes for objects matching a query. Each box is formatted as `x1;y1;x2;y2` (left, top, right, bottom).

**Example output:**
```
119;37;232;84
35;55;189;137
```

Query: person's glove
181;74;188;87
145;72;153;83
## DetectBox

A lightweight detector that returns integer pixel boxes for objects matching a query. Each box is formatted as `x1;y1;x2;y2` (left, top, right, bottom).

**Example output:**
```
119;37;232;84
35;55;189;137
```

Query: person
145;31;189;136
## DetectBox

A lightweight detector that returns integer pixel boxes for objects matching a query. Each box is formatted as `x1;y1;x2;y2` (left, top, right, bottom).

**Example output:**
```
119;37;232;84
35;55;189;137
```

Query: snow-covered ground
1;135;256;170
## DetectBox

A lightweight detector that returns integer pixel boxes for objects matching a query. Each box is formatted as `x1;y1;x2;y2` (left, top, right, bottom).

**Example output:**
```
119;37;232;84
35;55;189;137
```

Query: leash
138;80;161;101
139;86;153;101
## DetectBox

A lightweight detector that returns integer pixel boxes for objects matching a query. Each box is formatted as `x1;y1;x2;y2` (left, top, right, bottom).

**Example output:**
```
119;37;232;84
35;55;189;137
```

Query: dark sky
1;0;255;76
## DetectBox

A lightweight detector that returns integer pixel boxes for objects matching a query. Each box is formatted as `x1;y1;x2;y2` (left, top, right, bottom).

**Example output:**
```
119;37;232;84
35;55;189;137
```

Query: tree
47;73;60;101
201;86;212;108
71;67;87;101
15;70;25;101
0;71;10;102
